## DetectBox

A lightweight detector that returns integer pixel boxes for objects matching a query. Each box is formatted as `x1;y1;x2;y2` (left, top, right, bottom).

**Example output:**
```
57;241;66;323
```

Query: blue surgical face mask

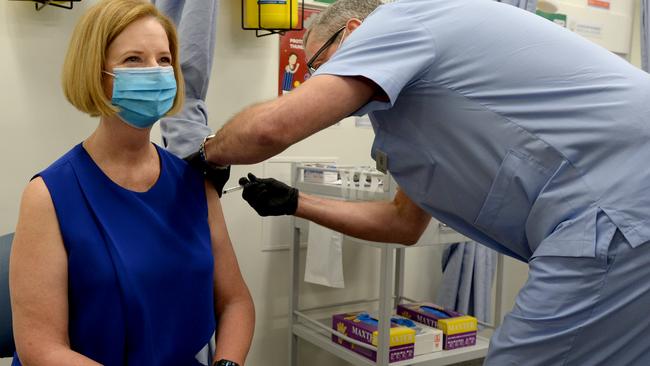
103;66;177;129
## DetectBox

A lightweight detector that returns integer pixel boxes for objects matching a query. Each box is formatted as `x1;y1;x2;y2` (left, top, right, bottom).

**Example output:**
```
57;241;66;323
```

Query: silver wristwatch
199;134;215;163
199;134;228;169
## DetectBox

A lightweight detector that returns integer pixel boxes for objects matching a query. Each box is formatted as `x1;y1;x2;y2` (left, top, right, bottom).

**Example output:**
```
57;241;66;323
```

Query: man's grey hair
303;0;383;47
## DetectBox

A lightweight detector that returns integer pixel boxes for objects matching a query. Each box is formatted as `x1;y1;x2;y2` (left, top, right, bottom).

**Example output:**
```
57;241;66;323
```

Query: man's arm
296;189;431;245
204;75;376;166
239;174;432;245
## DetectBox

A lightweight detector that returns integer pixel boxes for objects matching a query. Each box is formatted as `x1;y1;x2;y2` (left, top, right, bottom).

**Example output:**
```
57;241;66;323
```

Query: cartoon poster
278;7;321;96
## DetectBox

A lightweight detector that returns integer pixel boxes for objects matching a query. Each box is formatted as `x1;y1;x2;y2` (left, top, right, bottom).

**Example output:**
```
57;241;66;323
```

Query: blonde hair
62;0;184;117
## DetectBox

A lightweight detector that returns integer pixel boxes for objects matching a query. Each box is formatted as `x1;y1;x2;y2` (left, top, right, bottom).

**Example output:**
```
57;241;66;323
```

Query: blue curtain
643;0;650;72
435;242;497;323
152;0;218;158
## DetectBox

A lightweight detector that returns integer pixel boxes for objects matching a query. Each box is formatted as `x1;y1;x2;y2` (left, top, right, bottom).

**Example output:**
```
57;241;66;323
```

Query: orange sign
588;0;610;9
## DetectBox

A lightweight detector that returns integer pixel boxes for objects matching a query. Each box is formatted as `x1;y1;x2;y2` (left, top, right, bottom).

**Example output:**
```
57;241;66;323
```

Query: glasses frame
306;26;346;75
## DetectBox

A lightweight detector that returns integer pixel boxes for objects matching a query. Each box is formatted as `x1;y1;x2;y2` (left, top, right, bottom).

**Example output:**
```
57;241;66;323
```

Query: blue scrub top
315;0;650;261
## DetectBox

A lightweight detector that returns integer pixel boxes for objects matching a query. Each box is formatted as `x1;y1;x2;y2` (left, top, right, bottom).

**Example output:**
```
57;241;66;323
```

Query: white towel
304;222;345;288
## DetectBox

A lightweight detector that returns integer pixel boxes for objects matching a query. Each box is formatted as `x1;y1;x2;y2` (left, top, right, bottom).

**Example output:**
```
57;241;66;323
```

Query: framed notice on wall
278;7;322;96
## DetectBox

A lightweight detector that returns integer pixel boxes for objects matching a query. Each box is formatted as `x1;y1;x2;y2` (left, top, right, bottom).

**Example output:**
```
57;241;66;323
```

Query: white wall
0;5;94;366
631;0;643;68
0;1;445;365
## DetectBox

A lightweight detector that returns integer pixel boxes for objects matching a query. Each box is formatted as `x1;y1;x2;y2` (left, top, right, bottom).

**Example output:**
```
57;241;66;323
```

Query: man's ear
345;18;363;34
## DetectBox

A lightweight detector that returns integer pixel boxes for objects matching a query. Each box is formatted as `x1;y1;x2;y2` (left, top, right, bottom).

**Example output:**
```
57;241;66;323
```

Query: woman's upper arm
10;177;70;357
204;182;251;308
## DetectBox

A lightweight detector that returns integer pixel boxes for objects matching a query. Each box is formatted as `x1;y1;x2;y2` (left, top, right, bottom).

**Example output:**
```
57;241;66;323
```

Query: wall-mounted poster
278;7;322;96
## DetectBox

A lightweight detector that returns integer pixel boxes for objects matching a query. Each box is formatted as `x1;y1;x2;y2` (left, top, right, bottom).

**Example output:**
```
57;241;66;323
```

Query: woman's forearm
18;346;102;366
213;296;255;365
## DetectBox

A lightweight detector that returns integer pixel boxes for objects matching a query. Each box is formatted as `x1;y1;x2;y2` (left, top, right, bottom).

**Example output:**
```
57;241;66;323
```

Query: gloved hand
239;173;299;216
184;151;231;197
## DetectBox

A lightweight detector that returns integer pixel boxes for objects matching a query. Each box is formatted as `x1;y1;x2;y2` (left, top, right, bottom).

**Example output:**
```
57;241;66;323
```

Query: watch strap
199;134;229;170
214;360;239;366
199;134;216;163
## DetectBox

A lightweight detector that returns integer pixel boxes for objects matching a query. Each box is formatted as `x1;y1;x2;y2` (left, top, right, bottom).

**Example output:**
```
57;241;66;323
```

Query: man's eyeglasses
306;26;346;75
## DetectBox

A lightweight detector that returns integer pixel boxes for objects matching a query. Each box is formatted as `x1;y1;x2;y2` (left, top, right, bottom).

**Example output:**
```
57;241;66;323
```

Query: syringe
222;185;244;195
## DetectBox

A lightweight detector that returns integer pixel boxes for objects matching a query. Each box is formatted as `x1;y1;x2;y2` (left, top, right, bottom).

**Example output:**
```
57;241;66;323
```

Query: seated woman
9;1;254;365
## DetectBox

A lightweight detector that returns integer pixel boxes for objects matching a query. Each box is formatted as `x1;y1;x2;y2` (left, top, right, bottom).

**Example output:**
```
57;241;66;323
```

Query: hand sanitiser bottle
243;0;299;29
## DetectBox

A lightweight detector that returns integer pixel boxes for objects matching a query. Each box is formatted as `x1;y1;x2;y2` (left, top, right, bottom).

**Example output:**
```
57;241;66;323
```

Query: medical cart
288;164;505;366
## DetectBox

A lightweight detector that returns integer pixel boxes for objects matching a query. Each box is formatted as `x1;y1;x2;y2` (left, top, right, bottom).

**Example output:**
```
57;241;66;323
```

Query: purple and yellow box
331;312;415;363
396;303;477;350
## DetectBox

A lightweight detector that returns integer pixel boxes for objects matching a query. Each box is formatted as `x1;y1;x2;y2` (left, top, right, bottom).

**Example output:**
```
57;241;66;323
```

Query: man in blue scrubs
199;0;650;363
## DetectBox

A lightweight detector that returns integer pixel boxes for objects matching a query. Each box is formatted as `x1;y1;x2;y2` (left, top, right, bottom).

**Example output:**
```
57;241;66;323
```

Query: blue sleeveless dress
13;143;216;366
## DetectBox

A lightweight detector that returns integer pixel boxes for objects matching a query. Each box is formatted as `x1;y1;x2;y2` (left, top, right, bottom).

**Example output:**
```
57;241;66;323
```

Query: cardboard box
390;314;443;355
397;303;477;350
332;312;415;363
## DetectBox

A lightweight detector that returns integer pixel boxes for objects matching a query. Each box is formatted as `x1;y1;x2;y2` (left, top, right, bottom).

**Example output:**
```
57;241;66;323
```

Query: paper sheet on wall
304;222;345;288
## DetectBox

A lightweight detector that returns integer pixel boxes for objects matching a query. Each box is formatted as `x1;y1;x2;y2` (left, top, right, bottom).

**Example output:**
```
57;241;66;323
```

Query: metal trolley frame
287;164;505;366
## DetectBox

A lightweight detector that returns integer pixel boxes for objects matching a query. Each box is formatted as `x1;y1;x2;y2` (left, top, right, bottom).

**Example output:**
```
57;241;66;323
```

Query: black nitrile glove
239;173;299;216
184;151;231;197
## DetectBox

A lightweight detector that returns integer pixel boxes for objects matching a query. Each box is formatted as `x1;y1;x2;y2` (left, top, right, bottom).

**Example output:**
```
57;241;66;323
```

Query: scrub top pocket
474;149;556;254
532;208;617;262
